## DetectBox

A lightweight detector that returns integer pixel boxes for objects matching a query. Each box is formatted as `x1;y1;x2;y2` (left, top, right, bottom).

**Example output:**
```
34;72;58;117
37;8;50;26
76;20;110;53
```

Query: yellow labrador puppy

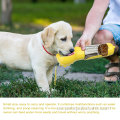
0;21;74;92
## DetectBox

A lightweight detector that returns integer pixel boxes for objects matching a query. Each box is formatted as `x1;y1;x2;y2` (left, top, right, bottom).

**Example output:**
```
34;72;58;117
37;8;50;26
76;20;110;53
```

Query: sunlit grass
12;2;92;27
33;18;52;26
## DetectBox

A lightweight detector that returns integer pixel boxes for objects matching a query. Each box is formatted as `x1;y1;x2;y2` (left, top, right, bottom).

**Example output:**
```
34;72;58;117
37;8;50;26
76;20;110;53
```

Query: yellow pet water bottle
56;43;115;67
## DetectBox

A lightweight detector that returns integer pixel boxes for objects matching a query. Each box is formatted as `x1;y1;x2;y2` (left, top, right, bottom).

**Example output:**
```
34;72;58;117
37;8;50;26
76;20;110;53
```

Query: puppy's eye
61;37;67;41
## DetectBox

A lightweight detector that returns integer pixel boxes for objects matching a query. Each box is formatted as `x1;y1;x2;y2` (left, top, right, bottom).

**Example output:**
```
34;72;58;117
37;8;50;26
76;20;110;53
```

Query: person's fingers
86;40;91;46
75;40;81;47
75;39;86;50
80;40;85;50
75;37;91;51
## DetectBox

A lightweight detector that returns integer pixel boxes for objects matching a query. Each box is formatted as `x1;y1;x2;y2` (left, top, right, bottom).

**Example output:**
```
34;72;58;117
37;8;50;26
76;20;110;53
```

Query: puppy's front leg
33;65;50;92
47;65;54;85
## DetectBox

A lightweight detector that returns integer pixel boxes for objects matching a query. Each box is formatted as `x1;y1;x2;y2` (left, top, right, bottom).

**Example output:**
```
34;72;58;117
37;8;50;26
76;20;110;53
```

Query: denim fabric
99;24;120;52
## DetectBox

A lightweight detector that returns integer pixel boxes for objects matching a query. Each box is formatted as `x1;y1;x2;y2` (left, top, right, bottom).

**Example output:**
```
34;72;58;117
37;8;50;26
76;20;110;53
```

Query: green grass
70;58;109;74
0;76;120;97
11;2;92;26
0;24;42;34
0;65;23;83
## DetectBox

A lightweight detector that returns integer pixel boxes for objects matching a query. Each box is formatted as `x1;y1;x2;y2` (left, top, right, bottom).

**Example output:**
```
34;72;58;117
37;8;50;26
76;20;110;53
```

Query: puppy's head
41;21;74;56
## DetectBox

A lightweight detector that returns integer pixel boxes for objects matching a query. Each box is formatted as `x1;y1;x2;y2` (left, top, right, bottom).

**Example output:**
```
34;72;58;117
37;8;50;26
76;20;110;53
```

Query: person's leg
93;29;120;81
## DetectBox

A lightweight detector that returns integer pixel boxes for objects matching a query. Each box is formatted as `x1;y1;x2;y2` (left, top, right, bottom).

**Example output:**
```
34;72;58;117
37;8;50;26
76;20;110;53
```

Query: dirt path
22;66;104;82
0;66;104;85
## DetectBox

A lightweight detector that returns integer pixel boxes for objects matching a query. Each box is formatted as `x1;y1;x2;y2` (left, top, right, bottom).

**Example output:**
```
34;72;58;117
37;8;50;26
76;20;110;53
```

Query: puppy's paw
51;88;57;92
39;87;50;94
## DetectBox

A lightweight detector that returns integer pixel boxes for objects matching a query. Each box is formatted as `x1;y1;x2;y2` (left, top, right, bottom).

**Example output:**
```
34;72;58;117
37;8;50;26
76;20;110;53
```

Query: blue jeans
99;24;120;52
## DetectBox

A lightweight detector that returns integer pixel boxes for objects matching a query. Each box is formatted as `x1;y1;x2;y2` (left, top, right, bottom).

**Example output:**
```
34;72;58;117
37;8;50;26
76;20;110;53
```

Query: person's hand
75;34;92;50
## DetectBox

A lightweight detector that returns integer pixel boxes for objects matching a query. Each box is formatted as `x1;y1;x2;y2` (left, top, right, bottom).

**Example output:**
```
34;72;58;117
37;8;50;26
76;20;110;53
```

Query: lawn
70;58;109;74
1;76;120;97
11;2;92;27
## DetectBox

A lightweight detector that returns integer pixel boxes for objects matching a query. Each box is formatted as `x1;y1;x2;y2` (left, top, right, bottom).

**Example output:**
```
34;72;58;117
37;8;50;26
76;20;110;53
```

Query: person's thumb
75;40;80;47
80;40;85;51
86;40;91;46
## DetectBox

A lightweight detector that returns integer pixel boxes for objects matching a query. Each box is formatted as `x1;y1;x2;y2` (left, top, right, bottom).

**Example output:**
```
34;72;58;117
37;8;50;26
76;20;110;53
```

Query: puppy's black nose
69;48;74;53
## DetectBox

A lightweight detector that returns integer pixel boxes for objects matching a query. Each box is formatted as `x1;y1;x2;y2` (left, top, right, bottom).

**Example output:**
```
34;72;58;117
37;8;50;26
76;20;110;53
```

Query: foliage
10;2;92;26
70;58;109;74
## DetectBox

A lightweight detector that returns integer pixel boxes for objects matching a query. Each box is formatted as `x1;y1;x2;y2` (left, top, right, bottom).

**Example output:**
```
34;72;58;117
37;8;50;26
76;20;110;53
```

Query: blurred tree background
1;0;12;25
0;0;94;31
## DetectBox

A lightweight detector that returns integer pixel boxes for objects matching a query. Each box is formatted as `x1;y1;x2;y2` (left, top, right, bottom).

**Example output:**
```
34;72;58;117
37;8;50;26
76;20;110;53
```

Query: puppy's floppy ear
41;27;57;48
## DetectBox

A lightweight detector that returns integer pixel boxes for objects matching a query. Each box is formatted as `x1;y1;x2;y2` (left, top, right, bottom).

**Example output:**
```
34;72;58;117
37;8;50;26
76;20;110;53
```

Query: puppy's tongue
68;52;74;56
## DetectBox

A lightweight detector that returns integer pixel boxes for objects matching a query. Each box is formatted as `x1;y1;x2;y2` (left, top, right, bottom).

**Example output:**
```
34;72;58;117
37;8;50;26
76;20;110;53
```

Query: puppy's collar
37;33;55;56
42;45;56;56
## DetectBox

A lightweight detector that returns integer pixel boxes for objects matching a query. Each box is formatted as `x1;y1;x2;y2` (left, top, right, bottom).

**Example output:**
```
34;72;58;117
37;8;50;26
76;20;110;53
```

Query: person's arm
76;0;109;50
